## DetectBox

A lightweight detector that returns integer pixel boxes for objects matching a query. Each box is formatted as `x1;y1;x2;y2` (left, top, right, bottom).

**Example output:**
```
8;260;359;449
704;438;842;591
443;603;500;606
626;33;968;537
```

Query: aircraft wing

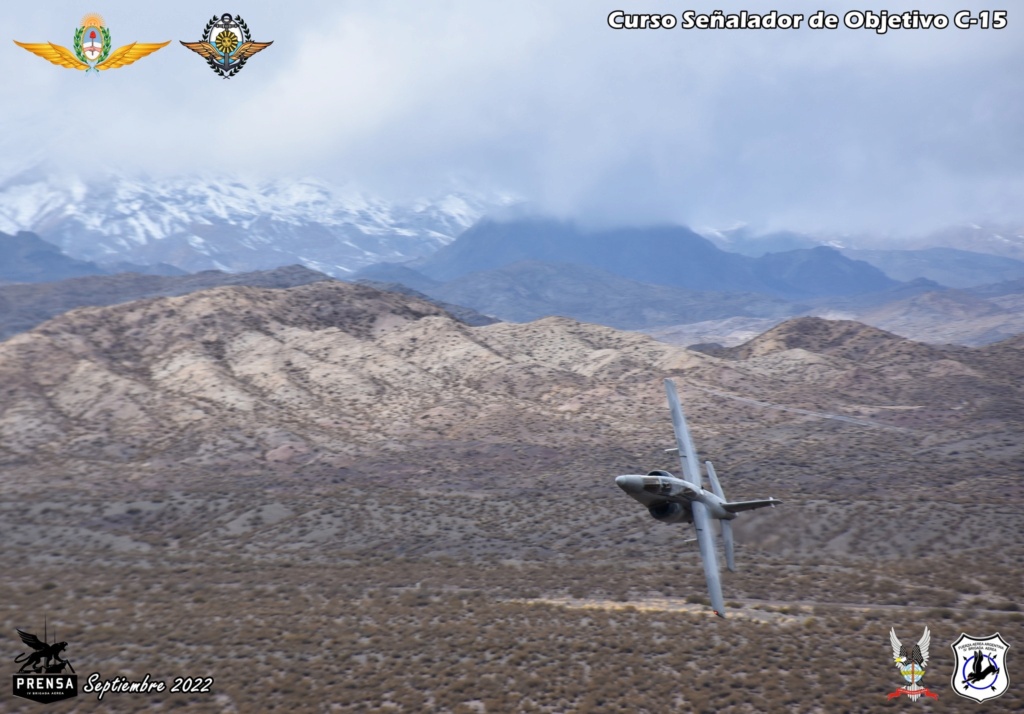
722;498;781;514
664;379;701;488
692;499;726;617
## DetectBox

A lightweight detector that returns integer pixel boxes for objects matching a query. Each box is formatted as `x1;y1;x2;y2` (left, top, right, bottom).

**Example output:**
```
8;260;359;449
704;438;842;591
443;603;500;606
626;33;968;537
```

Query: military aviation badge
13;14;170;73
887;626;938;701
181;14;272;78
951;632;1010;702
12;621;77;704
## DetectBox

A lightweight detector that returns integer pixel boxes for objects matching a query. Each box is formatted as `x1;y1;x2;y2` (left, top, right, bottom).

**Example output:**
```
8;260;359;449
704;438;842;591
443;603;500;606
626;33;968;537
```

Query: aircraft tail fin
705;461;735;571
705;460;725;499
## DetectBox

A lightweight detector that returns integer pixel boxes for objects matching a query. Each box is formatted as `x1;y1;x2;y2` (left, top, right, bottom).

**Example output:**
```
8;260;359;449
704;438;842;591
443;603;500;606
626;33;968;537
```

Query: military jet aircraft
615;379;780;618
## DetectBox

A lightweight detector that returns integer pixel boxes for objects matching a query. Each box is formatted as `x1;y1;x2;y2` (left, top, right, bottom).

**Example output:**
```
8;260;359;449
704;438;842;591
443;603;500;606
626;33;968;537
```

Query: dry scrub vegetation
0;481;1021;713
2;558;1022;713
0;285;1022;712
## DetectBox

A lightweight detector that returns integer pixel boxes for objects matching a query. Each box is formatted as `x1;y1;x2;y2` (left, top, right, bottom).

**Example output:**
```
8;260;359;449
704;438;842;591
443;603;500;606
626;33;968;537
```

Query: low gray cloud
4;0;1022;233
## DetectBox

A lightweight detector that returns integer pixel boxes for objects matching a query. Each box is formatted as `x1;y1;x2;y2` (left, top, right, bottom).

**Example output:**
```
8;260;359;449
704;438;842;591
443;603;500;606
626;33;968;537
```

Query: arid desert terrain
1;281;1021;712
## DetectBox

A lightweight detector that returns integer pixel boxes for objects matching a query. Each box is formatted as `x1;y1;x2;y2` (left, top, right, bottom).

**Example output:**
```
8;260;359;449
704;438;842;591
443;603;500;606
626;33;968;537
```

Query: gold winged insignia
12;42;86;70
13;40;169;71
94;42;171;70
181;40;272;61
179;40;219;62
234;41;273;60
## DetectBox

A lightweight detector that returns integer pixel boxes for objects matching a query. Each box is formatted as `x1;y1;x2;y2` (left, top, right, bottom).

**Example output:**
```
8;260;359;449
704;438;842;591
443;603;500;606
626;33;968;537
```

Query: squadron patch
887;626;938;701
181;14;272;78
13;14;170;73
12;621;77;703
951;632;1010;702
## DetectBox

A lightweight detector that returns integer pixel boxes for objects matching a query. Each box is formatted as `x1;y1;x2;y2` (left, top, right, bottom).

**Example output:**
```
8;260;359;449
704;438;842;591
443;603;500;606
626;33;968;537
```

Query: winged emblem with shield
13;14;169;73
181;14;272;78
887;626;938;701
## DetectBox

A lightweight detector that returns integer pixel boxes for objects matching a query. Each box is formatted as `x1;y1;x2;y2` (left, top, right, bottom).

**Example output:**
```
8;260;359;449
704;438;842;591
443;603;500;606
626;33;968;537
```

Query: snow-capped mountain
0;169;518;276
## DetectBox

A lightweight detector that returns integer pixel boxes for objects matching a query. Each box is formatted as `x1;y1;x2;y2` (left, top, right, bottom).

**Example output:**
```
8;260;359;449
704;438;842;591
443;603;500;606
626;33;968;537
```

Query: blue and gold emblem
13;14;170;73
181;14;272;78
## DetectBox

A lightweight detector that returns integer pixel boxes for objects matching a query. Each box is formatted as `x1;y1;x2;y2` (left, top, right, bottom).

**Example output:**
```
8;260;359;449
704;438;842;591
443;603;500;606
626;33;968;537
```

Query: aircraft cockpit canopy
642;475;672;495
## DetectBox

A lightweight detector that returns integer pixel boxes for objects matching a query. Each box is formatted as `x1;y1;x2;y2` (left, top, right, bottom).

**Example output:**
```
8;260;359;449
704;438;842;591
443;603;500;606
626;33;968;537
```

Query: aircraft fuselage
615;472;735;520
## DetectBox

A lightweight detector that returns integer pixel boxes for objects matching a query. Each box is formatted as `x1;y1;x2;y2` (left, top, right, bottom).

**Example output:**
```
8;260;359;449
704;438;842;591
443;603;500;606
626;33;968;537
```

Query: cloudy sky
4;0;1022;233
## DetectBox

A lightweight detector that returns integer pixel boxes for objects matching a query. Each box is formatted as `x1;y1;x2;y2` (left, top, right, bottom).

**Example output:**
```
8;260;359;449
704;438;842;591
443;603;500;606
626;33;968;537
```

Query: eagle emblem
887;626;938;701
181;14;272;78
951;632;1010;702
13;13;170;73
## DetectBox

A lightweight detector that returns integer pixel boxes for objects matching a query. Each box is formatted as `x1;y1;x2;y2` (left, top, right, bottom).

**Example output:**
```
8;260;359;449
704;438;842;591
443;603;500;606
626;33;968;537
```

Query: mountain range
703;222;1024;268
389;260;798;329
349;219;898;328
0;170;515;276
2;281;1019;494
2;242;1021;714
3;169;1023;351
0;230;183;284
354;219;1024;344
6;220;1024;347
0;261;501;341
840;247;1024;289
653;278;1024;348
3;169;1022;290
402;219;897;298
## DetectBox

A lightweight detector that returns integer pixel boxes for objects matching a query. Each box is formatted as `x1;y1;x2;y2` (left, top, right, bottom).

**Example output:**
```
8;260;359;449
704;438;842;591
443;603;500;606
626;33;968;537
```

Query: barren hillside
3;286;1019;494
1;284;1021;712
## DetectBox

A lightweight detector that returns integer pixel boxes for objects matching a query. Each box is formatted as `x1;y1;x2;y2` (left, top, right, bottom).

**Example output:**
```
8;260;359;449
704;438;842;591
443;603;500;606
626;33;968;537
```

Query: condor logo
11;621;77;704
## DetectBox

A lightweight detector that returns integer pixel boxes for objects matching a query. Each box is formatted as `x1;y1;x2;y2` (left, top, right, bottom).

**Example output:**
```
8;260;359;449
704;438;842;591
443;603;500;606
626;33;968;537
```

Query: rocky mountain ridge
0;263;333;340
1;285;1018;502
0;230;182;283
0;170;515;276
405;219;897;298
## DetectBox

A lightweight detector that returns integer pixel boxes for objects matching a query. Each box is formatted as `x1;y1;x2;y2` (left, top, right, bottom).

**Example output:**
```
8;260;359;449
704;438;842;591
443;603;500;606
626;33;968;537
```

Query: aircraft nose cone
615;474;643;494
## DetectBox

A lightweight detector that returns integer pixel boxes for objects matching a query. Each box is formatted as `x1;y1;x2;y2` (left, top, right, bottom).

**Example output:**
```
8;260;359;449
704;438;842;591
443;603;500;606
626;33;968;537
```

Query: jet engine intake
648;501;689;523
